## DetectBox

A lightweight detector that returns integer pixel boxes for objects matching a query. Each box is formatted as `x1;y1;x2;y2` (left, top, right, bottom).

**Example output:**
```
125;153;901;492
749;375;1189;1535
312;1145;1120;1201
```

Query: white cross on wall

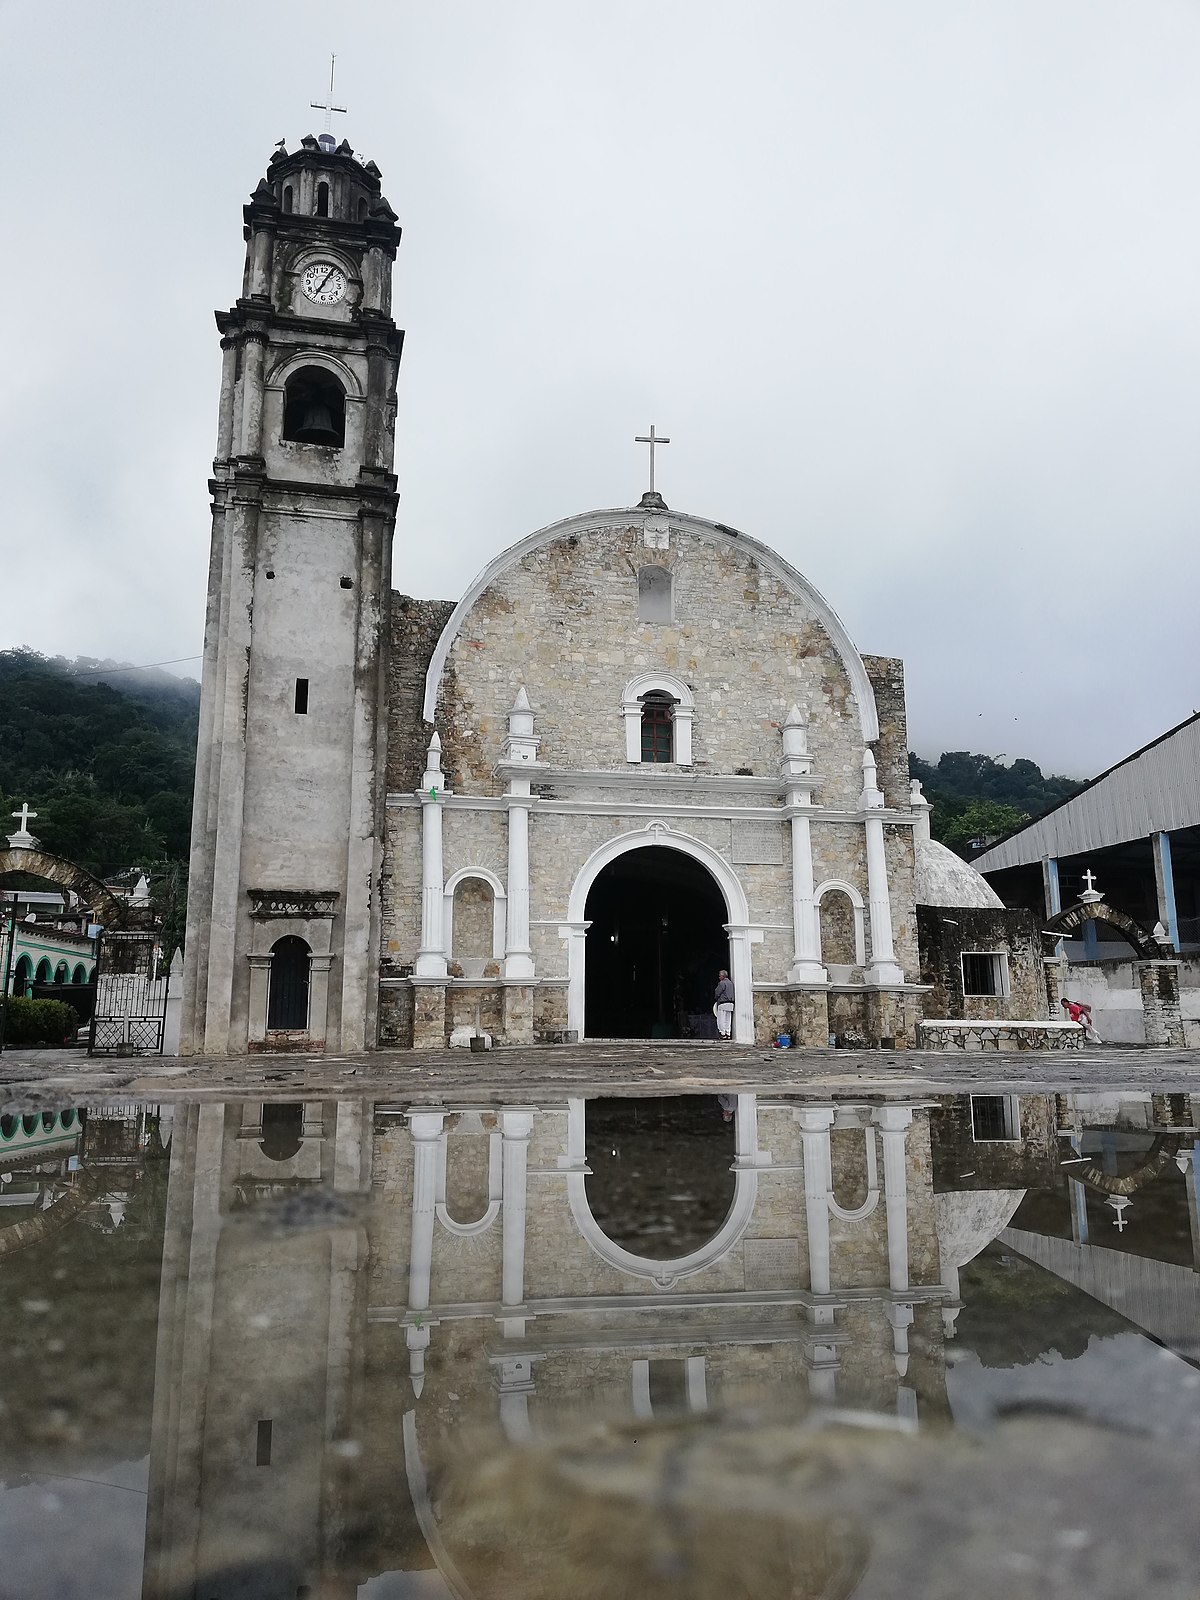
635;424;670;494
10;803;36;832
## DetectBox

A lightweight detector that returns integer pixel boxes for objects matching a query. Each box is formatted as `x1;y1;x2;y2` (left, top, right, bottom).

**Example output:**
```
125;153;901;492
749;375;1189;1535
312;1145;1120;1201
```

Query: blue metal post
1152;831;1181;952
1043;856;1065;959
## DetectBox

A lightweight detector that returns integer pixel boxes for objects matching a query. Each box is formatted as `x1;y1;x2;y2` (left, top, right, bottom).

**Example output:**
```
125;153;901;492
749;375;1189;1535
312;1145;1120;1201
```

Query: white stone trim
621;671;695;765
435;1128;502;1237
564;822;756;1044
563;1095;762;1286
263;347;364;397
421;507;880;739
814;879;867;968
443;867;507;964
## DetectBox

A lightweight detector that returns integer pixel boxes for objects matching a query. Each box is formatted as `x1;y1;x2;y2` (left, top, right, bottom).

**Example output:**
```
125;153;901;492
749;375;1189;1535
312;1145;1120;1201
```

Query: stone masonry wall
386;595;455;791
433;520;873;809
916;905;1046;1021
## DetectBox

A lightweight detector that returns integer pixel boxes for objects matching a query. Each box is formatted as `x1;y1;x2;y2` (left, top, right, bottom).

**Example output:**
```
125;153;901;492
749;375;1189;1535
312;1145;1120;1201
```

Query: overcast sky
4;1;1197;777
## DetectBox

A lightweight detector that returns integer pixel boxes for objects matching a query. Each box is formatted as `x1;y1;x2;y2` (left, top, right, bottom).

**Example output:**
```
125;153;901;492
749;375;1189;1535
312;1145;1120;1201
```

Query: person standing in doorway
714;969;735;1040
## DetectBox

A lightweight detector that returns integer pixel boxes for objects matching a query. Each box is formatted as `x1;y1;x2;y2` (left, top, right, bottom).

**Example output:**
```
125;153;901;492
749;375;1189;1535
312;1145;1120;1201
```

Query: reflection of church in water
139;1089;1200;1598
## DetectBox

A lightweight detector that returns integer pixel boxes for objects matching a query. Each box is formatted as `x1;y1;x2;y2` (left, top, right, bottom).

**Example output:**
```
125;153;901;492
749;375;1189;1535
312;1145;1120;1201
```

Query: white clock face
301;262;347;305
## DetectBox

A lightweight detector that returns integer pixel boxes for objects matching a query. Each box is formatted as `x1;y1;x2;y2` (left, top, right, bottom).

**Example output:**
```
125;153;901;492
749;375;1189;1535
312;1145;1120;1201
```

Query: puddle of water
1;1088;1198;1598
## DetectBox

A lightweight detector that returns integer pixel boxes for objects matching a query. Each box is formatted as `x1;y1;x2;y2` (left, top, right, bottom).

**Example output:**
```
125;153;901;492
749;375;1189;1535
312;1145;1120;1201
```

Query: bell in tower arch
282;366;346;448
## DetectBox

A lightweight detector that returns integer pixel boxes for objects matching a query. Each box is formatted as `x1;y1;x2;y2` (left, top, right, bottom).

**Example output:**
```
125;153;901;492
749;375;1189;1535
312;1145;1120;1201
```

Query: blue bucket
777;1033;792;1049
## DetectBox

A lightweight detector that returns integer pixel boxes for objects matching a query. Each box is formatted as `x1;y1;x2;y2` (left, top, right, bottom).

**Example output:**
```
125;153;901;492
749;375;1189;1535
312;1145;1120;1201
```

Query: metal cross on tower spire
311;55;347;134
635;424;670;495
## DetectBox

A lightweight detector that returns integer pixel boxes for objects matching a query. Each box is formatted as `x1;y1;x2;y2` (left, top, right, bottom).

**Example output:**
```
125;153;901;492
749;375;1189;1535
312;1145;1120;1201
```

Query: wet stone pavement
2;1063;1200;1597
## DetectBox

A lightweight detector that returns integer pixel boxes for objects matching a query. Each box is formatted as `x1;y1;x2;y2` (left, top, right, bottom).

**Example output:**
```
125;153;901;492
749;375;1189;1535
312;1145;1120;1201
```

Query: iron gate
88;931;169;1056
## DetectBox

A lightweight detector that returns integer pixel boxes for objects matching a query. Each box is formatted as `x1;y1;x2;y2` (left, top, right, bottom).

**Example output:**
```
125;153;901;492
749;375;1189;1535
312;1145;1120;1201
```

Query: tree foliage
0;649;199;875
909;750;1082;858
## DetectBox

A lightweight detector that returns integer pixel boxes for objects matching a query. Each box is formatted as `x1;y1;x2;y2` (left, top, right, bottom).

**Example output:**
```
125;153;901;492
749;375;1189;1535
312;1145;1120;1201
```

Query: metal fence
88;932;169;1056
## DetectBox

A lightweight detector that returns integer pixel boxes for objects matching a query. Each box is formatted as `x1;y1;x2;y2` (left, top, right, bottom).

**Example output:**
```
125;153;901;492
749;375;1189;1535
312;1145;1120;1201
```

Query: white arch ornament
442;867;507;967
561;822;760;1044
814;878;867;969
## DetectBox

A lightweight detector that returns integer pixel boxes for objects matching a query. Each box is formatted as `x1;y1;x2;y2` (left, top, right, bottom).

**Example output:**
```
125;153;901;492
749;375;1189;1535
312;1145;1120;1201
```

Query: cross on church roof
1082;868;1097;895
10;803;36;832
635;424;670;495
311;54;347;134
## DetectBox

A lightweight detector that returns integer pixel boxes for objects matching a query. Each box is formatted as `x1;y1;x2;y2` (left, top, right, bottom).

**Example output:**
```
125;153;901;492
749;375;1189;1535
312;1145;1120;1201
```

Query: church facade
181;137;1047;1056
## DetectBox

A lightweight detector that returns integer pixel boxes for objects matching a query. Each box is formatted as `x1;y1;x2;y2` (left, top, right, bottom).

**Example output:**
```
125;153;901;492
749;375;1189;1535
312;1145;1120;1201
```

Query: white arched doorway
561;823;759;1044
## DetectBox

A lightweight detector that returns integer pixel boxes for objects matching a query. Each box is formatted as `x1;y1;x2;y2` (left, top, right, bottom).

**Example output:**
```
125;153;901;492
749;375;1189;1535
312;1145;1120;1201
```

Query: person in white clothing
713;970;735;1039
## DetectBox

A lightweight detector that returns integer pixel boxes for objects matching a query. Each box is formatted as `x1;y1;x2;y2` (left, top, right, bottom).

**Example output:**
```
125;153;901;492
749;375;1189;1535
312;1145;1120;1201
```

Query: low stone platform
916;1018;1084;1051
3;1039;1200;1109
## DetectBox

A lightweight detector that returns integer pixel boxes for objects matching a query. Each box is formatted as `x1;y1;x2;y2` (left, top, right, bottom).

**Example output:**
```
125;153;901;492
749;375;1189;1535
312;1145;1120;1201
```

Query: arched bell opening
267;936;310;1031
281;365;346;447
584;845;729;1040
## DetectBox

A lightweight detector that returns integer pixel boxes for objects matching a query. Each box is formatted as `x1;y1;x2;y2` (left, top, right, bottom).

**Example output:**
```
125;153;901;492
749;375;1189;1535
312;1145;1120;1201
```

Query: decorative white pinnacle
860;747;884;809
505;685;539;763
781;703;810;760
422;731;445;794
909;778;932;843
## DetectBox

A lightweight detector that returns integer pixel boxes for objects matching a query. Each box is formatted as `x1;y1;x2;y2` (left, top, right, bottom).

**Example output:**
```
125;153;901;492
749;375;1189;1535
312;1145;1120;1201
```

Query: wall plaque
732;820;784;865
743;1238;800;1290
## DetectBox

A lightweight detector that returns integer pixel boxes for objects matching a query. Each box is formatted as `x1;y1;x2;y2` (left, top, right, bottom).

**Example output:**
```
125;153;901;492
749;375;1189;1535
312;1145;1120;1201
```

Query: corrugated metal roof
973;711;1200;871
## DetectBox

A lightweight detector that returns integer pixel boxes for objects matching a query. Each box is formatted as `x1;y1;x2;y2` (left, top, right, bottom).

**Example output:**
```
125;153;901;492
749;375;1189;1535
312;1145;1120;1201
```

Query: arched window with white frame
621;672;695;766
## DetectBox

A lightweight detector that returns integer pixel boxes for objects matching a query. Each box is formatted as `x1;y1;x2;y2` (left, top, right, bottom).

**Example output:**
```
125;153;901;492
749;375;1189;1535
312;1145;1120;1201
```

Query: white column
500;1110;535;1317
414;734;447;980
504;797;534;981
781;706;826;983
861;749;904;987
875;1103;915;1377
873;1104;913;1292
725;925;760;1044
405;1110;444;1396
796;1106;835;1296
560;922;590;1041
789;814;827;983
503;690;537;983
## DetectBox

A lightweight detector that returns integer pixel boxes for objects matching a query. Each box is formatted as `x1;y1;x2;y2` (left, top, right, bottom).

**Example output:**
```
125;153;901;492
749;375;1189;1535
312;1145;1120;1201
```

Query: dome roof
915;836;1005;909
935;1189;1026;1270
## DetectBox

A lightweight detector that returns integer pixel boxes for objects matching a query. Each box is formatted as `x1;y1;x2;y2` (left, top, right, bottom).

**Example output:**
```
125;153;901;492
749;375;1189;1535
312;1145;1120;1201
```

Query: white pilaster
504;799;534;981
873;1104;913;1292
405;1110;445;1396
414;734;448;980
781;705;827;984
503;690;536;981
861;748;904;987
796;1106;835;1296
500;1110;535;1317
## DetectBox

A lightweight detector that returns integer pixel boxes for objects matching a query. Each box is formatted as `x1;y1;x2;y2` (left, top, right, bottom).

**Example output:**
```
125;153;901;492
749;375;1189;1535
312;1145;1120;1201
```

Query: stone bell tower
181;132;403;1056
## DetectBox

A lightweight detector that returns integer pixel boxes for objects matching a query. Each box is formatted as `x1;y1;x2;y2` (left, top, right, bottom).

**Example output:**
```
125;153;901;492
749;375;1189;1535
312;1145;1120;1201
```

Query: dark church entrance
584;846;729;1039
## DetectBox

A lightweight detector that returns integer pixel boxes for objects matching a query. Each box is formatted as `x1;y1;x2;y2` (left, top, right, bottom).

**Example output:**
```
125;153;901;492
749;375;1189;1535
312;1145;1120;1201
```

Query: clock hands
312;266;337;297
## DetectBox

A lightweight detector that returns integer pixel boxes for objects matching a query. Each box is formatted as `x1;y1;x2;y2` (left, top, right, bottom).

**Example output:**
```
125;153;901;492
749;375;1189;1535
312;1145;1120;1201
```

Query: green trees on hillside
909;750;1080;857
0;650;199;875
